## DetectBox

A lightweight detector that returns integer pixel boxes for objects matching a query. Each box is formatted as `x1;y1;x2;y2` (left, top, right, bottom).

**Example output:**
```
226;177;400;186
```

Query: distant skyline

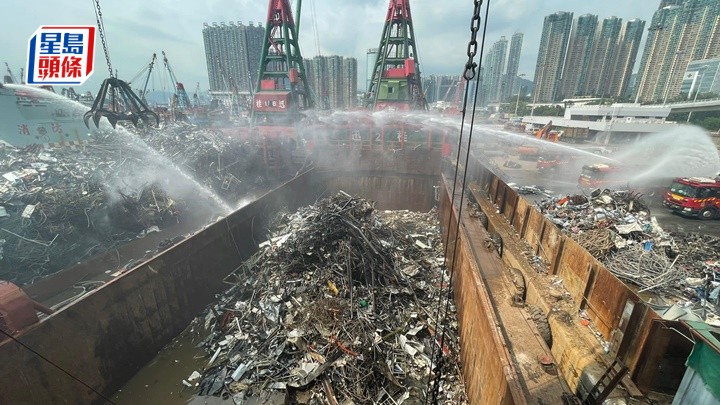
0;1;658;94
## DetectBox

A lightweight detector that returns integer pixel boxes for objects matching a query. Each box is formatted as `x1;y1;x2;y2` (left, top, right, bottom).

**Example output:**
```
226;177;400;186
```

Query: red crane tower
366;0;427;111
251;0;313;126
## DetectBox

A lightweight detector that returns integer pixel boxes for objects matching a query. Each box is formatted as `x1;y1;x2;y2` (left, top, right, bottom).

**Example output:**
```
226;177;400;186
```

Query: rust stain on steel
539;219;562;264
523;209;545;257
554;239;593;307
503;185;518;219
440;183;527;405
512;198;530;234
490;177;500;203
586;267;639;339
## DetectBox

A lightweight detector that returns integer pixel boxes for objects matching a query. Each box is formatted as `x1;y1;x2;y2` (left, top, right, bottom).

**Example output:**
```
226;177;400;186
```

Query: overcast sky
0;0;658;93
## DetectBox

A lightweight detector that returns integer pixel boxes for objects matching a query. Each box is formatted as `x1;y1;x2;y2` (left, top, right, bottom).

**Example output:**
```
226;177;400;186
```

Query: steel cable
426;0;490;403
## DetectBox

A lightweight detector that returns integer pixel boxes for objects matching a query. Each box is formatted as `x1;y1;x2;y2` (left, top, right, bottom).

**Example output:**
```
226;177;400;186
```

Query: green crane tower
366;0;427;112
251;0;314;126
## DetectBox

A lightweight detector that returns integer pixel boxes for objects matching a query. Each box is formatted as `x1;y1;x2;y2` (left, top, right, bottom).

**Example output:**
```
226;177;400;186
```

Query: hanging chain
93;0;114;77
427;4;485;403
463;0;483;81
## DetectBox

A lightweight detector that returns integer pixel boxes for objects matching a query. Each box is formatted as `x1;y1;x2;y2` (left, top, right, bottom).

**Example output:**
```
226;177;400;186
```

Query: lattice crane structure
251;0;313;126
366;0;427;111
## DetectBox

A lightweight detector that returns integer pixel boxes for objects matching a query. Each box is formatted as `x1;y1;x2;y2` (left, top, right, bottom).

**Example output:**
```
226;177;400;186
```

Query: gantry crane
366;0;427;111
251;0;313;126
140;53;157;105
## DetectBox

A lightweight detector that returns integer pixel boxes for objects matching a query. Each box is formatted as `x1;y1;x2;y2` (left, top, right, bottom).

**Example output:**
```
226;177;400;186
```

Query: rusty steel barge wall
466;154;669;394
0;171;325;404
439;177;526;404
0;149;441;404
316;148;441;210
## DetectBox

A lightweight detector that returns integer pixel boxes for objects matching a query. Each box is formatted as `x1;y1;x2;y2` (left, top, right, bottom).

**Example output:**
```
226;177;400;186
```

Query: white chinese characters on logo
27;26;96;86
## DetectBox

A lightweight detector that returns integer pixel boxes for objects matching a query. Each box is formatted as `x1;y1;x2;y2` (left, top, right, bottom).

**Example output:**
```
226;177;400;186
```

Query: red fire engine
537;154;574;173
578;163;627;189
663;176;720;219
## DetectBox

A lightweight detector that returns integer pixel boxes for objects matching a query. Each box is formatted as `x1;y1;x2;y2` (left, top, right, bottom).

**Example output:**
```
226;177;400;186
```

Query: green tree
669;110;720;131
532;105;565;116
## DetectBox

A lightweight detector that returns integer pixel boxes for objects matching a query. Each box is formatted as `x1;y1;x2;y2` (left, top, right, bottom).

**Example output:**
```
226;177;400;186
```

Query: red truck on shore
663;176;720;219
578;163;627;189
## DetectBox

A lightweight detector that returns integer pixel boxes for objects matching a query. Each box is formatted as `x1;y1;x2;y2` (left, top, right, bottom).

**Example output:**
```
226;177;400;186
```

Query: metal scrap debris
125;122;276;202
537;188;720;320
188;193;467;403
0;136;183;284
0;123;281;285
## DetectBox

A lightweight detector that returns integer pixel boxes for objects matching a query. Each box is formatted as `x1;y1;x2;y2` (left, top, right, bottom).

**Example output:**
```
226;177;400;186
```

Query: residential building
533;12;574;102
343;58;358;108
365;48;378;92
202;21;264;93
560;14;598;99
304;55;358;110
585;16;623;97
659;0;684;8
503;33;524;100
625;73;639;99
326;56;344;109
305;56;328;109
680;58;720;96
607;19;646;98
635;0;720;102
482;37;509;103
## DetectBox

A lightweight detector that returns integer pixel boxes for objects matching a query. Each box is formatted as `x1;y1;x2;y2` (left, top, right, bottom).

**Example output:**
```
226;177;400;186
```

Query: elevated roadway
663;98;720;113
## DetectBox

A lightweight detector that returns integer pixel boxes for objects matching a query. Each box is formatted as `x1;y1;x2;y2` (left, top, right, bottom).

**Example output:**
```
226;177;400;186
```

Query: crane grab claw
83;77;159;129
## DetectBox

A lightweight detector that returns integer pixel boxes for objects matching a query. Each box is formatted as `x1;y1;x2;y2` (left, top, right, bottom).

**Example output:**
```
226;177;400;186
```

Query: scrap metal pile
537;189;720;302
128;122;273;203
1;122;284;285
189;193;466;404
0;135;184;284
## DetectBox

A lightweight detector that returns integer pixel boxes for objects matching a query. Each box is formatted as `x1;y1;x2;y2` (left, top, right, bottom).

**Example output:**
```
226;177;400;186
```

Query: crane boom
139;53;157;104
162;51;192;110
295;0;302;38
4;63;17;84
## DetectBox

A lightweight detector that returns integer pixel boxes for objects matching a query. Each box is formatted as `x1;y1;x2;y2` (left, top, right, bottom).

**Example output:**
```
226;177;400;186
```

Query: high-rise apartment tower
635;0;720;102
533;12;573;102
560;14;598;99
503;33;524;100
202;21;264;93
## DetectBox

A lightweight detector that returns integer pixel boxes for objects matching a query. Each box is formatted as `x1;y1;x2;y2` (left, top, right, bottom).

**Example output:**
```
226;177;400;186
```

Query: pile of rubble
186;193;466;404
0;135;186;284
537;189;719;306
0;122;290;285
128;122;275;203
